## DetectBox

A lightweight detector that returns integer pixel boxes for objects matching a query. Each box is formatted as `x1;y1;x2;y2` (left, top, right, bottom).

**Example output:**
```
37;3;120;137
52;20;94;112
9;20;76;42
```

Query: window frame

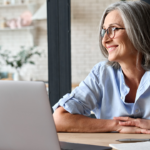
47;0;71;109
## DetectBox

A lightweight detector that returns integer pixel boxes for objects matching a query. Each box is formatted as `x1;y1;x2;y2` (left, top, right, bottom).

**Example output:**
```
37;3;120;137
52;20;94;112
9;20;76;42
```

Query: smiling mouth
107;46;118;53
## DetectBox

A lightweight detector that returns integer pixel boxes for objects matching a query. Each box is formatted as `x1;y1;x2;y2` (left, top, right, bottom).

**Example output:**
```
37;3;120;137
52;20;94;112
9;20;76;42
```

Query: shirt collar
119;67;130;103
119;67;150;101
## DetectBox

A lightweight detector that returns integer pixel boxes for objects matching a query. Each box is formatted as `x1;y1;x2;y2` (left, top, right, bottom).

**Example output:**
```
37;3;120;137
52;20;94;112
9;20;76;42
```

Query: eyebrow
102;23;123;28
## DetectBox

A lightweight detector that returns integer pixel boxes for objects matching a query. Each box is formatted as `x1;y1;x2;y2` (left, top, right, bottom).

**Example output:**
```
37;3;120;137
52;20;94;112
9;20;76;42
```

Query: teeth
108;47;114;51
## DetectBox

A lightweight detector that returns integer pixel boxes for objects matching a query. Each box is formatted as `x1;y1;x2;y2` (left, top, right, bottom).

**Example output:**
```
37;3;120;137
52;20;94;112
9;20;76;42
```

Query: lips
106;45;118;53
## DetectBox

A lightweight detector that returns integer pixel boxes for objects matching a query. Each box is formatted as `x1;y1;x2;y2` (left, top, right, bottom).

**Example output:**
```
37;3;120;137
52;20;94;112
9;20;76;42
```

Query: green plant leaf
0;46;42;69
6;60;14;67
29;61;35;65
16;60;23;68
34;52;41;56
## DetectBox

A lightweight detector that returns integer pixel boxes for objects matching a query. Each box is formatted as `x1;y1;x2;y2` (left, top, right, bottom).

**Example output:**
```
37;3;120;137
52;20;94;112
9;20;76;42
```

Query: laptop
0;81;112;150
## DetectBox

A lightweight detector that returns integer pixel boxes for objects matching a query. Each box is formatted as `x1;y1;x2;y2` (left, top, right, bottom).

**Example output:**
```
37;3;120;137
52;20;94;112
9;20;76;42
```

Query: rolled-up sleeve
53;63;103;116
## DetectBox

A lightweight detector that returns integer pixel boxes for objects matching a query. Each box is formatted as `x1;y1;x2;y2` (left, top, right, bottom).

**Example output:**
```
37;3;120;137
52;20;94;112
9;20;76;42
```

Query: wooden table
58;133;150;150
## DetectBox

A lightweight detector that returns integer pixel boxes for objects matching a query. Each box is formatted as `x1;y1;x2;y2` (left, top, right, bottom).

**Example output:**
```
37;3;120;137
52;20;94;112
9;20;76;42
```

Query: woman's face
102;10;137;63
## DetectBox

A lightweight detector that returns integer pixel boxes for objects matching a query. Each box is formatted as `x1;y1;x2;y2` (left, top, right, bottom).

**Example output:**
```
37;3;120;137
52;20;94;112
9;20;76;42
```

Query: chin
108;57;116;62
108;54;120;62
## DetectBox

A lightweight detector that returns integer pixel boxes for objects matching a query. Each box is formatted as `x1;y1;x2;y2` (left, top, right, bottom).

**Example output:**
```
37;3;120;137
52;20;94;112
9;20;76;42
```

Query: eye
114;27;120;30
101;29;106;37
111;26;117;30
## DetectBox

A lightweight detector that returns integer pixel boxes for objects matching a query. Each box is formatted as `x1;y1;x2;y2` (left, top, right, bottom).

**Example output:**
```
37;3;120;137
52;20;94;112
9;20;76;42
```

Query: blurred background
0;0;47;82
0;0;134;89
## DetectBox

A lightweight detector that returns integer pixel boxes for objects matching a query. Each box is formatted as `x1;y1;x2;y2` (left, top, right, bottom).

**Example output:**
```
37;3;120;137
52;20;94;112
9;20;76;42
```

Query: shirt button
121;96;123;100
70;93;75;98
135;109;139;113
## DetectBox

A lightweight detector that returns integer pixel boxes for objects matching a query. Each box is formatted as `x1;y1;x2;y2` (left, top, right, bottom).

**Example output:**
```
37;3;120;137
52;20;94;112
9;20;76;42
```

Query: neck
119;60;145;86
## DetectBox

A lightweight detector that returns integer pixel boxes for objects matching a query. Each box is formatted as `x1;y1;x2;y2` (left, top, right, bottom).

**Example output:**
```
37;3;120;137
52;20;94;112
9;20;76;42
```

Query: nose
102;32;112;46
102;32;111;41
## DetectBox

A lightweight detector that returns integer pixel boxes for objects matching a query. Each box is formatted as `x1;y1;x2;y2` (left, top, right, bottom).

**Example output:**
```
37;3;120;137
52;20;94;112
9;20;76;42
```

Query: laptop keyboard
61;148;73;150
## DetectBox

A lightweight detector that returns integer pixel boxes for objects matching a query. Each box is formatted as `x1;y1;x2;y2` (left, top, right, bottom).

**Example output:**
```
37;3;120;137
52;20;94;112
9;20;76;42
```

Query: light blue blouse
53;61;150;119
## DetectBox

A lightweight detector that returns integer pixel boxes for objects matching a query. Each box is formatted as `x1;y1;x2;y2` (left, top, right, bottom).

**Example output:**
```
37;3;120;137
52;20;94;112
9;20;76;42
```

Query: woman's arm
53;107;116;132
53;107;150;134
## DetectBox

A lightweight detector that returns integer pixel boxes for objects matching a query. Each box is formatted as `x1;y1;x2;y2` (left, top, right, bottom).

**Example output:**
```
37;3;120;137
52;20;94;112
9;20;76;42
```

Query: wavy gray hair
99;1;150;70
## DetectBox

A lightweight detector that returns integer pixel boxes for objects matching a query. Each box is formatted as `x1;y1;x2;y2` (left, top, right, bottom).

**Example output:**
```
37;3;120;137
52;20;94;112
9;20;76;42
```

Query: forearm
53;107;118;133
58;115;118;133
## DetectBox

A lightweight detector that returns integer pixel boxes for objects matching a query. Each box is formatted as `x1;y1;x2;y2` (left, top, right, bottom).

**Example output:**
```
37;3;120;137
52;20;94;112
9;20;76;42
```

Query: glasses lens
108;27;114;38
101;29;106;39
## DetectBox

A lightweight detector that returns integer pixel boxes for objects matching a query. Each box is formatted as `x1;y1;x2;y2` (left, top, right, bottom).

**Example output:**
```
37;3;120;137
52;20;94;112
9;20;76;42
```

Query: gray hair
99;1;150;70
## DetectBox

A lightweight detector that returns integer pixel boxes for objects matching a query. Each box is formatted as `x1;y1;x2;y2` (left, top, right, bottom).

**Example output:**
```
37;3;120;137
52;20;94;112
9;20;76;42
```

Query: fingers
114;116;132;121
129;127;148;134
119;119;141;128
140;129;150;134
119;121;136;126
118;126;150;134
114;117;150;130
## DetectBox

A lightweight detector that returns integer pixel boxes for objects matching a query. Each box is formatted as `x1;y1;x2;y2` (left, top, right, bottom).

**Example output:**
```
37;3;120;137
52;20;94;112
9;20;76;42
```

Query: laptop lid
0;81;111;150
0;81;60;150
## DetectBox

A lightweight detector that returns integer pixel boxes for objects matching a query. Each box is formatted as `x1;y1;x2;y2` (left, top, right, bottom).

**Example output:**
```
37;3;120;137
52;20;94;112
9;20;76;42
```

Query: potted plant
0;46;41;80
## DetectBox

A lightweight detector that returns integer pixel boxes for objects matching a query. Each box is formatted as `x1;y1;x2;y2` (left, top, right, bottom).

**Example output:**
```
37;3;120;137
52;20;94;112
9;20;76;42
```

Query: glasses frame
101;27;125;40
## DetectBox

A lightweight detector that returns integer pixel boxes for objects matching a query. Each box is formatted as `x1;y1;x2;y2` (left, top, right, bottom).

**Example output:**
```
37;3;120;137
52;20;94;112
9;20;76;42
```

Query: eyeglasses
100;26;125;39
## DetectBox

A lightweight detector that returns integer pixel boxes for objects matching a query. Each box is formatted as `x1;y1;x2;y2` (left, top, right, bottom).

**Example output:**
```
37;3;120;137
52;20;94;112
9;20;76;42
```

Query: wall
71;0;120;85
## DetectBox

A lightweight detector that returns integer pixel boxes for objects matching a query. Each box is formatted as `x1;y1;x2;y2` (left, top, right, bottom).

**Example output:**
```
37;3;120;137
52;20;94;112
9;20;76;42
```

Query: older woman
53;1;150;134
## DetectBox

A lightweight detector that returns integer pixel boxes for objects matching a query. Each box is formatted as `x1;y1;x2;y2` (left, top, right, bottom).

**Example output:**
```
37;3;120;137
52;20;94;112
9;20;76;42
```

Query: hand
114;117;150;130
114;118;150;134
117;126;150;134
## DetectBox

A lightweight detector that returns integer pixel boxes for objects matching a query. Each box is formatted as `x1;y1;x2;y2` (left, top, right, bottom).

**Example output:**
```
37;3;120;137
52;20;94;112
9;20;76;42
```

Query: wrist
102;119;120;132
110;119;120;132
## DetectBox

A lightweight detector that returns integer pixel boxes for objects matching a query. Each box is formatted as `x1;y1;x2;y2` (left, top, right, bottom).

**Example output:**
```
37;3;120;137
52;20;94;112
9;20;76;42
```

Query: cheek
119;41;127;50
115;34;130;51
102;40;105;48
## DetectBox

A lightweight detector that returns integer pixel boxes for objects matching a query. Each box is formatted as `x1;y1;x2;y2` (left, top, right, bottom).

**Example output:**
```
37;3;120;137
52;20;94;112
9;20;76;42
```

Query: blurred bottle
0;17;7;29
17;0;27;4
3;0;10;5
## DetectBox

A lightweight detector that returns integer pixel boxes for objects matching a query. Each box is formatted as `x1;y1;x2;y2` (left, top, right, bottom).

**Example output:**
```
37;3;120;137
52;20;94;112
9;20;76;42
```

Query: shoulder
91;60;116;75
89;61;120;85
